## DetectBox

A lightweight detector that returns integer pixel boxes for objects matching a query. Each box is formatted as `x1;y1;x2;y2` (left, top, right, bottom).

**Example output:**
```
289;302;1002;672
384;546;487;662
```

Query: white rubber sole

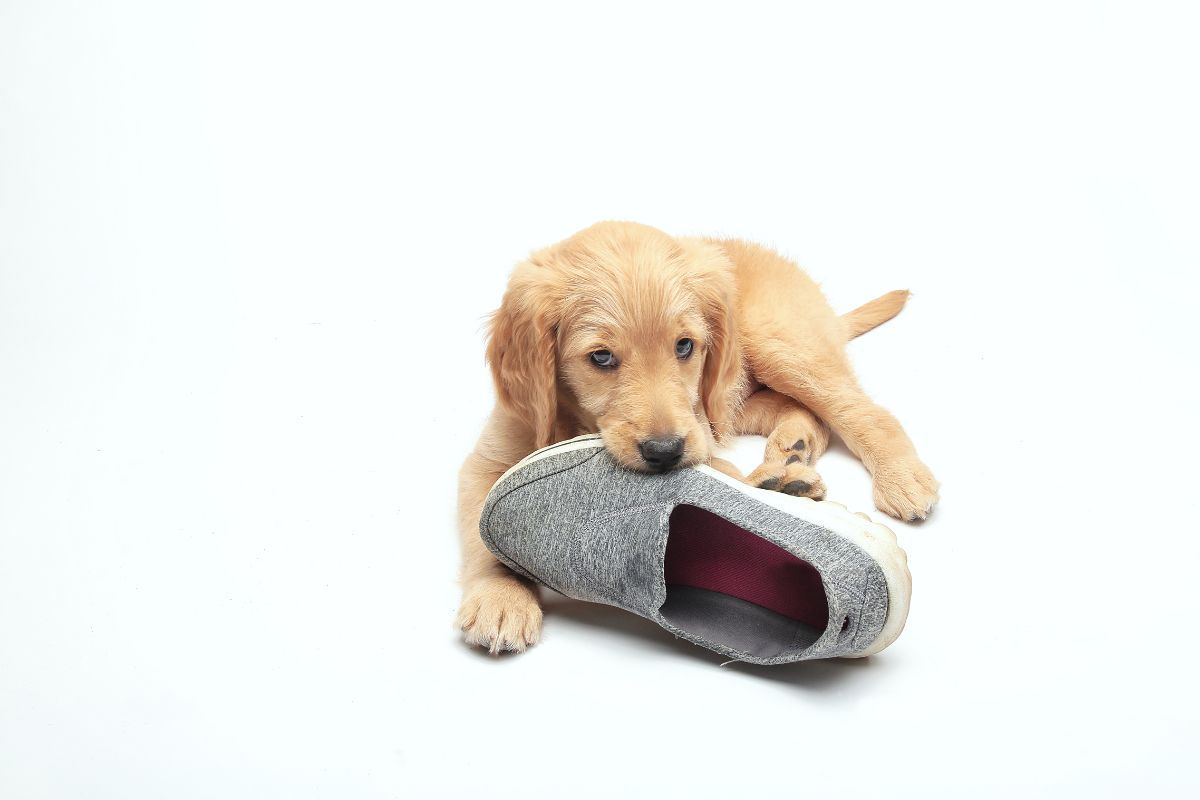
496;434;911;658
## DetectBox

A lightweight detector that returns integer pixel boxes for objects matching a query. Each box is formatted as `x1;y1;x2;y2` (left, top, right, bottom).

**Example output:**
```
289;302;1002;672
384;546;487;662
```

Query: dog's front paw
456;578;543;655
872;458;940;522
747;459;827;500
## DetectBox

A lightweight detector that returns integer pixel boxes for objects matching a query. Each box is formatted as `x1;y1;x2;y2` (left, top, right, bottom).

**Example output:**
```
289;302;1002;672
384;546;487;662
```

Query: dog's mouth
619;455;696;474
598;431;701;474
636;459;691;474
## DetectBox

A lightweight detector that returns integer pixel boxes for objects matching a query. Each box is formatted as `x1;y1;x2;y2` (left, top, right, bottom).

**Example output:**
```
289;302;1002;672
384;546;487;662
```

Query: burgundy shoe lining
664;504;828;631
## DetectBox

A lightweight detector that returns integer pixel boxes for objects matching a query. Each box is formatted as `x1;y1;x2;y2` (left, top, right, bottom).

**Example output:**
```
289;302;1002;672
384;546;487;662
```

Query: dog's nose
638;436;685;470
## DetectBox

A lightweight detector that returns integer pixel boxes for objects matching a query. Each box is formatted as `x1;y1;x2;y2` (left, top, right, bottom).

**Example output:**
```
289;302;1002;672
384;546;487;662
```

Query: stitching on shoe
480;447;604;533
479;448;605;597
574;503;669;608
853;571;869;648
851;567;887;652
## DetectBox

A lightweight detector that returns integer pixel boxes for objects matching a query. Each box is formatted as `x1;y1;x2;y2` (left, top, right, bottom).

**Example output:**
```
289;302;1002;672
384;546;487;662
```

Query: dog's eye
590;350;618;369
675;338;694;359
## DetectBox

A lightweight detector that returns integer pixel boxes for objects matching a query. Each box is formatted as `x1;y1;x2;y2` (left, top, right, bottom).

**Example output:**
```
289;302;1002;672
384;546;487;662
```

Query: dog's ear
486;263;559;448
690;250;743;444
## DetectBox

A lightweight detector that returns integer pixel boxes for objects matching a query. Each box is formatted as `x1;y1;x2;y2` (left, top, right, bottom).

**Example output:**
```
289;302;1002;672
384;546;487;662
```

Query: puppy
456;221;938;654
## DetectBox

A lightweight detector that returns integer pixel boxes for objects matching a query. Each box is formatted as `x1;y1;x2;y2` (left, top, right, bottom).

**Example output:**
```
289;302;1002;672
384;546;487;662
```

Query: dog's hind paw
872;459;940;522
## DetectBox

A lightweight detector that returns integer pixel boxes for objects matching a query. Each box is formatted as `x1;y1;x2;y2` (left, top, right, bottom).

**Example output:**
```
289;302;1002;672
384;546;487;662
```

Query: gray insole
660;584;824;659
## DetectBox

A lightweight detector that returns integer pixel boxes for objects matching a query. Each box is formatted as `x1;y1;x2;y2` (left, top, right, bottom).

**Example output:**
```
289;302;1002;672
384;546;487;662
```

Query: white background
2;1;1198;797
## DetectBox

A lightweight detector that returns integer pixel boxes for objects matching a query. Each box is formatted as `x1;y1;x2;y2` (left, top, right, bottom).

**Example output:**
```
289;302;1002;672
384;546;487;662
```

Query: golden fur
457;222;938;653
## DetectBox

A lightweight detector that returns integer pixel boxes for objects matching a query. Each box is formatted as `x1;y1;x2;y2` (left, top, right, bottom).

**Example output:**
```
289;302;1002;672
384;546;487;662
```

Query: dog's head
487;222;743;472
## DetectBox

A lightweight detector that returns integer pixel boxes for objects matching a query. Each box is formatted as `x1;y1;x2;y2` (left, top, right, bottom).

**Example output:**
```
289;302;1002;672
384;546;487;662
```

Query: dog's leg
455;413;543;654
707;456;747;481
724;239;938;521
756;353;938;520
734;389;829;498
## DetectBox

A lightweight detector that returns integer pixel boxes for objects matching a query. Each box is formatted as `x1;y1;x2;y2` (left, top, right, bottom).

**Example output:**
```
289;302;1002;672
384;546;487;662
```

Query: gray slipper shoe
480;435;912;665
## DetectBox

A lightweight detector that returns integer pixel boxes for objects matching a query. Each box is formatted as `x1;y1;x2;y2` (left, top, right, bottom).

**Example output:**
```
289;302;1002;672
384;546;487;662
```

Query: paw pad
782;480;811;495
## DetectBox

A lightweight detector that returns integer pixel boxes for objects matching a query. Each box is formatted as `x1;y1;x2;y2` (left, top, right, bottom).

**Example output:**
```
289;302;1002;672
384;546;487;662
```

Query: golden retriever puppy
457;221;938;653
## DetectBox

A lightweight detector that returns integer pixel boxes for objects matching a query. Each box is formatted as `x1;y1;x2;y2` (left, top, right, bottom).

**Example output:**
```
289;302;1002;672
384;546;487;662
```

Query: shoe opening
660;504;829;659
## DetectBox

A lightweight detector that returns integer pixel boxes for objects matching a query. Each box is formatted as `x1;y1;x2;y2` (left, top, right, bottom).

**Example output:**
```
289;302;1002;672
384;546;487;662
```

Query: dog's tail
842;289;910;340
